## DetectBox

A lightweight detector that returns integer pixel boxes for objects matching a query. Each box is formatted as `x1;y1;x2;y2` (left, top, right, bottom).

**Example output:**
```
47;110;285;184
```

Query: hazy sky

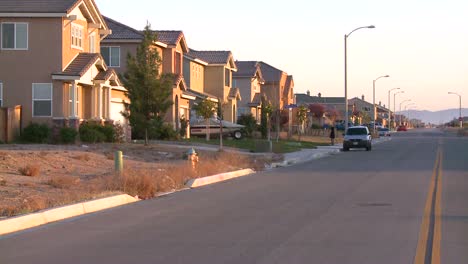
96;0;468;111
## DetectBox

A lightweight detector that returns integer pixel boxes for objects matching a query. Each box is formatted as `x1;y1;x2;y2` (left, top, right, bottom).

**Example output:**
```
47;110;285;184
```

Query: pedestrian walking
329;126;335;145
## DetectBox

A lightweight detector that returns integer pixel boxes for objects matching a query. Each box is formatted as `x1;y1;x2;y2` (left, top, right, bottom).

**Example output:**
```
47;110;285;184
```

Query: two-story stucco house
102;17;194;133
187;49;240;123
257;62;294;111
232;61;265;123
0;0;127;133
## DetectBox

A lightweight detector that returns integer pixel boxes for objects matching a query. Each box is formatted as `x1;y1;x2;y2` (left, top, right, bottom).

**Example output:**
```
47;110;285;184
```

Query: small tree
193;99;217;141
121;22;173;145
308;103;325;128
325;106;340;126
296;105;308;141
260;96;272;139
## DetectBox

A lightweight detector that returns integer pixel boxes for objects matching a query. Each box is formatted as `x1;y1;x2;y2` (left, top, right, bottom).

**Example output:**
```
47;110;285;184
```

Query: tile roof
95;69;115;81
0;0;78;13
58;53;102;76
103;16;143;40
248;93;262;107
257;61;285;82
188;49;234;65
153;31;183;46
295;94;346;105
233;61;258;77
228;87;241;100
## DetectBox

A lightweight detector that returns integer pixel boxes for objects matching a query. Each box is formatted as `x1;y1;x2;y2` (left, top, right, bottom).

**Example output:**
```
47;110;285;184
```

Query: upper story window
89;33;96;53
101;46;120;67
71;24;83;49
225;68;231;87
174;52;181;74
32;83;52;117
1;22;28;50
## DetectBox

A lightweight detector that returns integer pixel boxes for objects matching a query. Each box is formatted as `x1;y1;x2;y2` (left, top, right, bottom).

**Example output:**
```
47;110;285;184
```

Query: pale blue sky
96;0;468;111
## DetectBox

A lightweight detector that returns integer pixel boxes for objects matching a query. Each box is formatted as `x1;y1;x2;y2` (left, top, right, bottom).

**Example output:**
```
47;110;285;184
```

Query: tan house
257;62;294;111
233;61;265;123
187;49;240;123
183;52;219;122
102;17;193;132
0;0;127;133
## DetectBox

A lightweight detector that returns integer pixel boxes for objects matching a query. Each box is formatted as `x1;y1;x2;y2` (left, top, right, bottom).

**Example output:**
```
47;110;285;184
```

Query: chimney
361;95;365;101
306;90;310;96
318;92;322;98
379;101;381;106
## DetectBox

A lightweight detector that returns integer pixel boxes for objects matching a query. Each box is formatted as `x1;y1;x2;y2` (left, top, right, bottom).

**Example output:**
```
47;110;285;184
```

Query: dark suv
343;126;372;151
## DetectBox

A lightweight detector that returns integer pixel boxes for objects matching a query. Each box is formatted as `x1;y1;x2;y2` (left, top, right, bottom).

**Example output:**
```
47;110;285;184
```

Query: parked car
397;125;407;132
343;126;372;151
190;118;245;139
378;127;390;137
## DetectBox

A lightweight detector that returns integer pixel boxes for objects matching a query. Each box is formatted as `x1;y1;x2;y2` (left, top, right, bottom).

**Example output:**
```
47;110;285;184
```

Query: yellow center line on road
413;146;443;264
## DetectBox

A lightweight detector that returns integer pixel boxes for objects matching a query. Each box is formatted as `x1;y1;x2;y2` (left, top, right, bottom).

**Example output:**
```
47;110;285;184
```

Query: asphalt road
1;128;466;264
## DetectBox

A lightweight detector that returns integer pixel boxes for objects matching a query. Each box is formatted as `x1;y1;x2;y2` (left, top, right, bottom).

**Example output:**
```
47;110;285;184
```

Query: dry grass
0;178;6;186
46;175;80;189
0;196;49;217
73;153;91;161
18;164;41;177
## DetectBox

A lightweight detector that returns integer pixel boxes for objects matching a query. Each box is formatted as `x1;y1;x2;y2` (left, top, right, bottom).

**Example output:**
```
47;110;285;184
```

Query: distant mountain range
396;108;468;124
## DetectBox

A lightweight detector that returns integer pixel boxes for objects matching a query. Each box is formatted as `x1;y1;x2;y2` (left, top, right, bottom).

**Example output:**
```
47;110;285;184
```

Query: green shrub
22;123;50;143
59;127;78;144
311;124;322;129
96;125;115;143
237;114;257;138
79;123;106;143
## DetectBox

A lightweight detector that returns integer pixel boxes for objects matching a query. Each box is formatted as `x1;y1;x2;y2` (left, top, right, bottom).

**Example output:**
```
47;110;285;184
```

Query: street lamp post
388;88;400;129
393;91;404;129
373;75;389;132
344;25;375;132
448;92;462;128
399;99;411;125
404;103;416;126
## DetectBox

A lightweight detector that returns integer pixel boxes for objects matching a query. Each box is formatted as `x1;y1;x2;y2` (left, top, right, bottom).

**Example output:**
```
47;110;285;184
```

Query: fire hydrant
187;148;199;169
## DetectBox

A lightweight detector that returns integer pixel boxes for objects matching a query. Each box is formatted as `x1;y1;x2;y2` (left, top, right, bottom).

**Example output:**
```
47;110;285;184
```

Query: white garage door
110;100;127;125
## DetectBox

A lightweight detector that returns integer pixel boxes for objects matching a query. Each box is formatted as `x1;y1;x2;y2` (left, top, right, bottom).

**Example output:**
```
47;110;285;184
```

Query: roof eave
0;12;67;17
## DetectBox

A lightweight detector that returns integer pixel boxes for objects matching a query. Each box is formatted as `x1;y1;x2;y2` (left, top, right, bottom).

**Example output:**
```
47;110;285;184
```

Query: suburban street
0;128;466;264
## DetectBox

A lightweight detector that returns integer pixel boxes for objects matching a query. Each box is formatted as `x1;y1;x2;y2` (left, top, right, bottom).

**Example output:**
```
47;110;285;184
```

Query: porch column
70;81;78;118
97;85;103;119
106;87;111;119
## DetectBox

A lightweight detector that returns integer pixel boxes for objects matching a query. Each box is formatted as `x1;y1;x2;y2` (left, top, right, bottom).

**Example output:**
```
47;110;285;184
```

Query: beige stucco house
233;61;265;123
0;0;127;133
102;17;194;133
257;62;294;111
187;49;240;123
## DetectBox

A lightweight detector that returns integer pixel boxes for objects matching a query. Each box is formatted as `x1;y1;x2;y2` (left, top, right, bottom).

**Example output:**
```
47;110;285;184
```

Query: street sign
284;104;297;109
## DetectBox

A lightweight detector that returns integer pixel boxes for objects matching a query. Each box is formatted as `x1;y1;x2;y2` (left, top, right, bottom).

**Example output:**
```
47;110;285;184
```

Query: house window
71;24;83;49
174;52;181;74
32;83;52;117
89;33;95;53
225;69;231;87
101;46;120;67
1;22;28;50
68;85;79;116
0;83;3;106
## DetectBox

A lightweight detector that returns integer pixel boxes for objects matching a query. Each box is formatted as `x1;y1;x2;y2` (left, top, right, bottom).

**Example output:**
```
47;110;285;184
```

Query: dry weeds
18;165;41;177
46;175;80;189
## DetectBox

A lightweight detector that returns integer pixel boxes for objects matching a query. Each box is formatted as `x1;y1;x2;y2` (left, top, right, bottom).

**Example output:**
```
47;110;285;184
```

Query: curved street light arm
347;25;375;37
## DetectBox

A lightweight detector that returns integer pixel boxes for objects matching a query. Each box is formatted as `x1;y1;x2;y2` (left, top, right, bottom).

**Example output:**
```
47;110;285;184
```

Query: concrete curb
0;194;139;236
185;168;255;188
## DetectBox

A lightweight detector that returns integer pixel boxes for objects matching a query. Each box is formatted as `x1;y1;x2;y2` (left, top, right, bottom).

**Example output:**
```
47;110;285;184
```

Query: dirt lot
0;143;278;218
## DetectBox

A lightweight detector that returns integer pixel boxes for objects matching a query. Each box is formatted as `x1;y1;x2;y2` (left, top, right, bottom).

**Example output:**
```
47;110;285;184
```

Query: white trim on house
1;22;28;50
102;39;141;44
51;75;80;80
0;13;66;17
32;83;53;117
